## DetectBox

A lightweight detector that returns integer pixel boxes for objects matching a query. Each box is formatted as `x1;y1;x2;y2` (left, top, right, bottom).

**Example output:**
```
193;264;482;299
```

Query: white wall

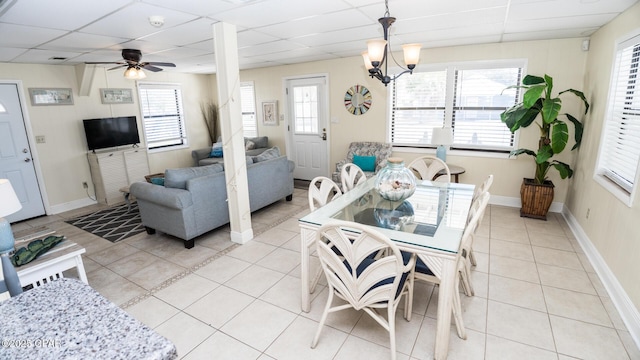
566;2;640;310
0;64;214;211
241;38;588;202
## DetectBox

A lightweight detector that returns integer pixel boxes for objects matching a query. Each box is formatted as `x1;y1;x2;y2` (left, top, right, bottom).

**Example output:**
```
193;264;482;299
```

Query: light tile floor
12;188;640;360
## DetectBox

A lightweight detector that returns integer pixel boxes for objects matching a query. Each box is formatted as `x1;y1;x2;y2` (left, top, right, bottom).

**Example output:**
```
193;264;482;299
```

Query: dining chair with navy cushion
311;221;415;360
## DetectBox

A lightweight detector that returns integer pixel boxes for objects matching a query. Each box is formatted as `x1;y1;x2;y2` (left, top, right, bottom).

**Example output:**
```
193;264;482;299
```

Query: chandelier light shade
362;0;421;86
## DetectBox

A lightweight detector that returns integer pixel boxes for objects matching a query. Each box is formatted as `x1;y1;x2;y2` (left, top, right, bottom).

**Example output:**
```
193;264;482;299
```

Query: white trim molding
562;206;640;350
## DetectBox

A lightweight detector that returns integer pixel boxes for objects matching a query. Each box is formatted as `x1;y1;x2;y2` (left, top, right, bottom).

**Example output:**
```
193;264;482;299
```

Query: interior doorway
284;75;329;181
0;82;46;222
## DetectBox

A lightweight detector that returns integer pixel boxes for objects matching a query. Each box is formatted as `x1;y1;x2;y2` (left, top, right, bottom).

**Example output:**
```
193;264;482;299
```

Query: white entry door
0;83;45;222
286;76;329;180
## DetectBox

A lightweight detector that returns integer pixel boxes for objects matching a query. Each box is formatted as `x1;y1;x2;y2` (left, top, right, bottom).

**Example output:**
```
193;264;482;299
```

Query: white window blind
598;35;640;196
390;62;522;152
240;82;258;137
138;83;187;150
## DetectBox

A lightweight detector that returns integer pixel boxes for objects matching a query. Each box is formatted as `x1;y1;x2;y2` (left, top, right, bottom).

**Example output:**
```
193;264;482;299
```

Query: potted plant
501;74;589;220
200;101;219;143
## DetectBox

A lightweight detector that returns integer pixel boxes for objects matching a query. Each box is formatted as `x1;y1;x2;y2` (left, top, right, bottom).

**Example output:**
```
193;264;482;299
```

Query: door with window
286;76;329;180
0;83;45;222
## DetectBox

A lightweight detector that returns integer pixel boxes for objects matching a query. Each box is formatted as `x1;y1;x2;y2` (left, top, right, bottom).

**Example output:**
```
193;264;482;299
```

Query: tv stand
88;148;149;205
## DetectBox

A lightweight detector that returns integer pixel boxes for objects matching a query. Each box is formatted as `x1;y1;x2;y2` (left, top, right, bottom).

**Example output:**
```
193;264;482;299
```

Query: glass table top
300;177;475;253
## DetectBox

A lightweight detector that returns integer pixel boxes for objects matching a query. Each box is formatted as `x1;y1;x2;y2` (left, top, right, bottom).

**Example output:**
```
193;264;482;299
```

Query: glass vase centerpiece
374;157;416;201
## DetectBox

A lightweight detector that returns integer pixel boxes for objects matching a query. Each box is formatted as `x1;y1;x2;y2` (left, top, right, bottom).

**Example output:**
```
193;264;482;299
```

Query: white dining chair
311;221;414;360
407;156;451;182
307;177;343;294
467;174;493;269
405;191;489;340
308;176;342;212
340;163;367;192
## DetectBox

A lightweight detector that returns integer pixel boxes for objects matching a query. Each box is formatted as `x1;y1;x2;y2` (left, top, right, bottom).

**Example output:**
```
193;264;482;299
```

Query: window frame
137;82;188;153
594;30;640;207
240;81;258;138
387;59;527;157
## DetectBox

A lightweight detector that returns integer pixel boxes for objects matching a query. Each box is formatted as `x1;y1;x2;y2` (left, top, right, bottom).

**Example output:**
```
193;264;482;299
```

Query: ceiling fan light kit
85;49;176;79
362;0;421;86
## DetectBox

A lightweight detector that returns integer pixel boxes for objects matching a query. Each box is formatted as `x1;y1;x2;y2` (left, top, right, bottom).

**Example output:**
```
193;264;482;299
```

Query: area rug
66;202;145;243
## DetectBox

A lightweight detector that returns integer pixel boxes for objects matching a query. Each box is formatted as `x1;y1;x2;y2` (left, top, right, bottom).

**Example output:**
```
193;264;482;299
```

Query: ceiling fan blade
107;64;128;71
142;64;163;72
85;61;125;65
145;62;176;67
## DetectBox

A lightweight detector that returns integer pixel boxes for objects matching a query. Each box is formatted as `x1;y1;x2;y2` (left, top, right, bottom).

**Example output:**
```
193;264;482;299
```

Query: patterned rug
66;202;145;243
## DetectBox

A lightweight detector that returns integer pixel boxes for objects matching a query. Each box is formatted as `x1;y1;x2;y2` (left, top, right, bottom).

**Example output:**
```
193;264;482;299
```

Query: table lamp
432;127;453;162
0;179;23;296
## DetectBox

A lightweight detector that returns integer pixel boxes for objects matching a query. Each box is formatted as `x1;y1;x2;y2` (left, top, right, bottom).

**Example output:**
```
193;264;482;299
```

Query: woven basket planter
520;178;554;220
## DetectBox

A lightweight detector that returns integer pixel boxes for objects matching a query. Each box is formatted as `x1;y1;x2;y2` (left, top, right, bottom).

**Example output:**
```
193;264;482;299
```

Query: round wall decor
344;85;372;115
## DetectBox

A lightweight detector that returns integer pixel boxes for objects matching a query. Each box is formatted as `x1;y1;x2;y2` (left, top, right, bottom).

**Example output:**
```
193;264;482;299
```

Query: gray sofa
130;150;294;248
191;136;269;166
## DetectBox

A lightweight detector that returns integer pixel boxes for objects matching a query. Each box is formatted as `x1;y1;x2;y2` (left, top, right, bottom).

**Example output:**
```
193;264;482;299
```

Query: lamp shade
366;39;387;64
0;179;21;218
432;127;453;145
361;51;374;70
402;43;421;66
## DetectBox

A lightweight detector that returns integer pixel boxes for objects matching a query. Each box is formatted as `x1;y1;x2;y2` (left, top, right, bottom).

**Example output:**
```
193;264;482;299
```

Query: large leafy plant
501;74;589;184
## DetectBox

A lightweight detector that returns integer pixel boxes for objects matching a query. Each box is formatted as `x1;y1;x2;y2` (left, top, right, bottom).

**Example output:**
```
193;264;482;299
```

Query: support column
213;22;253;244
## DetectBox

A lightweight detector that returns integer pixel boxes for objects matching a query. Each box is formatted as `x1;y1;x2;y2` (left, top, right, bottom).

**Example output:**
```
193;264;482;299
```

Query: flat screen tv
83;116;140;151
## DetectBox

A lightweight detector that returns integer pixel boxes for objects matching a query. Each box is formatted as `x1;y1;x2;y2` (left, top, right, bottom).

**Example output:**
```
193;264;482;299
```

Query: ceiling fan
86;49;175;79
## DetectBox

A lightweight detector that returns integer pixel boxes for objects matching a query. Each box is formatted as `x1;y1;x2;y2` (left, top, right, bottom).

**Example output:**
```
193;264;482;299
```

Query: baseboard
48;197;97;215
231;228;254;244
562;206;640;349
488;195;564;213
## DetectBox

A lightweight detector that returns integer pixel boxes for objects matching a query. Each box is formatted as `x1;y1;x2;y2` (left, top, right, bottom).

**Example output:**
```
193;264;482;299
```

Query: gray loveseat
191;136;269;166
130;149;294;248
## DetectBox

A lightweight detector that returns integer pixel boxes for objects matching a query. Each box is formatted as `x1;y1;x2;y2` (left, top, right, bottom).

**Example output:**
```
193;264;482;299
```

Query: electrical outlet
82;181;88;189
586;208;590;219
36;135;46;143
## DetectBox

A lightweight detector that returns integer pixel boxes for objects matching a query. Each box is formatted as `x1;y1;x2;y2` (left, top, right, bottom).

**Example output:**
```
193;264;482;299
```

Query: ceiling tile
0;23;68;48
505;13;617;33
140;18;219;47
0;0;133;31
12;49;83;64
257;9;373;39
0;47;28;62
80;2;198;39
39;33;130;52
212;0;352;28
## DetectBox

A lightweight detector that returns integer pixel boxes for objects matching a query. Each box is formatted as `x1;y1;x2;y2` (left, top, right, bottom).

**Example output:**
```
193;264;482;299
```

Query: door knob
24;158;31;162
321;128;327;141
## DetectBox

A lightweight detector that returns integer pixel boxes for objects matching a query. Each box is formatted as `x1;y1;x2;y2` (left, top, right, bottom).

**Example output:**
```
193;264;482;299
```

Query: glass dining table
299;176;474;360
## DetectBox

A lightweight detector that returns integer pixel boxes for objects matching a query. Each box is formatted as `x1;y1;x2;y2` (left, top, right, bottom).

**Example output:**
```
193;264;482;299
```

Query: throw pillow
252;146;281;163
353;155;376;172
245;140;256;150
210;142;223;157
150;177;165;186
164;164;223;189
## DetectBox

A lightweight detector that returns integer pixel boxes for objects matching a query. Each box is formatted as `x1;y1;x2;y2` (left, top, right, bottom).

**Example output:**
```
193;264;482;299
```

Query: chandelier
361;0;421;86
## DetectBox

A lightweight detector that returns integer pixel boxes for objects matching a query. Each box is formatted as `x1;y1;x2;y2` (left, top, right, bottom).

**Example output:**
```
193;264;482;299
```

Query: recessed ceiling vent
49;57;68;61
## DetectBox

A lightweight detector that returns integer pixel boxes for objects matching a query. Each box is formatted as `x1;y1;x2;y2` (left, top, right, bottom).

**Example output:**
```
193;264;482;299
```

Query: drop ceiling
0;0;637;74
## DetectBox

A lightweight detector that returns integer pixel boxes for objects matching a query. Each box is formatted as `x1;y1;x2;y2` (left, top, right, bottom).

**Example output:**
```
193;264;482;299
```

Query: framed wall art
100;88;134;104
262;101;278;126
28;88;74;106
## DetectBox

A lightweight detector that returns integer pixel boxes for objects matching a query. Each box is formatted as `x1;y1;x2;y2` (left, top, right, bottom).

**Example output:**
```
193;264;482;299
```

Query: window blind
138;83;186;150
390;62;522;152
452;68;520;151
599;36;640;194
240;82;258;137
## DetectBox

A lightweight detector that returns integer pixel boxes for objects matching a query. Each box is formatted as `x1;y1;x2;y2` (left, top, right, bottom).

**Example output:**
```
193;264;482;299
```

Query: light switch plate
36;135;46;143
